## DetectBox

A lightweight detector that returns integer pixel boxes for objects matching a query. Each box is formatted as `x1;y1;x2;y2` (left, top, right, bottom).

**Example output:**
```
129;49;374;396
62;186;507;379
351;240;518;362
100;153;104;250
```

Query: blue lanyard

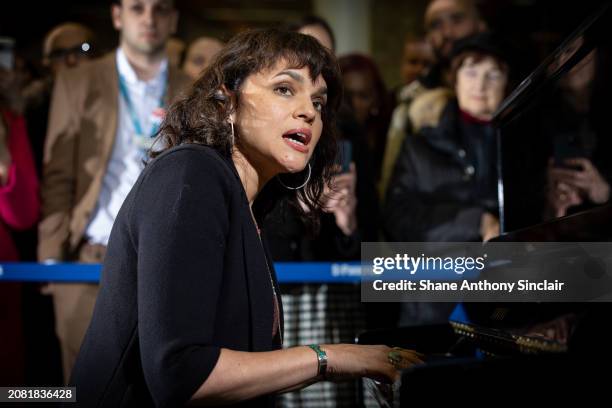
118;71;167;137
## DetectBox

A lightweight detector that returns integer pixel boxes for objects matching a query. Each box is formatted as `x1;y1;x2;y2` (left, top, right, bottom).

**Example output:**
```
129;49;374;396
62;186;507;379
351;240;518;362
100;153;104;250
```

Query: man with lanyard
38;0;190;383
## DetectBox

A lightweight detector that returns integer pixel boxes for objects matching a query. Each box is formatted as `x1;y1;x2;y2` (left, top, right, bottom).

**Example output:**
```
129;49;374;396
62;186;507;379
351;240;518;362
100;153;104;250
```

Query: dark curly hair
153;28;343;227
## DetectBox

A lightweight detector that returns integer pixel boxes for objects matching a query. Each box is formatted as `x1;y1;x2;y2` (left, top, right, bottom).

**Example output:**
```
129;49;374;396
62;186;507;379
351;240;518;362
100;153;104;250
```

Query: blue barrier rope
0;262;362;284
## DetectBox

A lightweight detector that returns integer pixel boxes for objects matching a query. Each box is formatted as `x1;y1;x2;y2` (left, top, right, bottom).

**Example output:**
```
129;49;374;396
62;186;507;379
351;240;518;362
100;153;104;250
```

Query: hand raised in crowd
321;162;358;236
549;158;610;205
479;212;500;242
546;179;582;218
0;116;11;186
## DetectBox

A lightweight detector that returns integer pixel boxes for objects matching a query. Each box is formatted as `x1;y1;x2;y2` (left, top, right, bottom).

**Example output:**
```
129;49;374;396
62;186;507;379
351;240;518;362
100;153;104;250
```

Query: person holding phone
547;154;610;218
320;139;358;236
338;53;391;183
544;48;611;218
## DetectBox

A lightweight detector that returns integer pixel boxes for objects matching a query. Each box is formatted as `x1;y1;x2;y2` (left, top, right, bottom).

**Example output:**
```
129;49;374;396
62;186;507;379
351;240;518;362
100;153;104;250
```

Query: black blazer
70;145;283;408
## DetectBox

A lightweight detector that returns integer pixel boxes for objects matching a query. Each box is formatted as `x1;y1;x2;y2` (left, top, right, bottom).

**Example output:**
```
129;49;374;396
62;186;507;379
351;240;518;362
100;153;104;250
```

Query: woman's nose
294;98;316;124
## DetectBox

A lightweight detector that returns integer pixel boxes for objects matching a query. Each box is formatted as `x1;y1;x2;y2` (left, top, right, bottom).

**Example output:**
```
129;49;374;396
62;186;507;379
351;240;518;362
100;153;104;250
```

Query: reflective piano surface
359;202;612;406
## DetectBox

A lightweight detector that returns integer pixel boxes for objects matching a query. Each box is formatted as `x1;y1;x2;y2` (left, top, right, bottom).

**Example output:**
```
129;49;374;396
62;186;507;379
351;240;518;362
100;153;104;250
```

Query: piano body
359;5;612;405
360;205;612;405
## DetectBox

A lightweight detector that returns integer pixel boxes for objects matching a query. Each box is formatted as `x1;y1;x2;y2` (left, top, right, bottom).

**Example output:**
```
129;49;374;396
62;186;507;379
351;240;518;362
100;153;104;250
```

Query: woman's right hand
322;344;424;383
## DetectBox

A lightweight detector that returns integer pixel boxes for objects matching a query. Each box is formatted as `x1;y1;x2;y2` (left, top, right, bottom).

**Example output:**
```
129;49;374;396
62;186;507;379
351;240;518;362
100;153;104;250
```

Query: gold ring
388;350;403;369
388;347;424;370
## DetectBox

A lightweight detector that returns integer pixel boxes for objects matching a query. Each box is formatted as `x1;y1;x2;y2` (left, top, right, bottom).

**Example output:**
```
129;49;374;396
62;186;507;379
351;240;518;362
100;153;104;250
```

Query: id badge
151;107;166;125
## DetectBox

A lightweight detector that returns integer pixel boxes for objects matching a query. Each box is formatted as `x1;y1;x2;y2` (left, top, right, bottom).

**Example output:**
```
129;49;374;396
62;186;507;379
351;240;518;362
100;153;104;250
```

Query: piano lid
495;2;612;233
492;3;610;128
493;203;612;242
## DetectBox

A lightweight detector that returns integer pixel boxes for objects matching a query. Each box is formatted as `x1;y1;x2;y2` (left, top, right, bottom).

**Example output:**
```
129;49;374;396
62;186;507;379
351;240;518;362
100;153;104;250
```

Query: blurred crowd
1;0;611;406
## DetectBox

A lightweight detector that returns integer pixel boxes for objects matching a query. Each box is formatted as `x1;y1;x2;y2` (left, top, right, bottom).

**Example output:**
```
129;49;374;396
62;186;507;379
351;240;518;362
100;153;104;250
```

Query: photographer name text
372;279;565;292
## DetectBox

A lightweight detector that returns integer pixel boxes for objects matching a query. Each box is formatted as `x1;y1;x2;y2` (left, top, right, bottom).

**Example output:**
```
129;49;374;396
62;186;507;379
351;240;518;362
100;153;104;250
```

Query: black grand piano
359;5;612;405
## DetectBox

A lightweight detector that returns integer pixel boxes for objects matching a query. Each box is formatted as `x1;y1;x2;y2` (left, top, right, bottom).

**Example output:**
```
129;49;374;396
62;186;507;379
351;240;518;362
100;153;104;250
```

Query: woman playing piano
69;28;422;407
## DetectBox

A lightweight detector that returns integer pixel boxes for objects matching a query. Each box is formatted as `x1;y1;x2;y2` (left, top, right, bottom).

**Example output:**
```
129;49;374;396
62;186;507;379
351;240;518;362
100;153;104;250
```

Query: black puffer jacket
383;97;498;242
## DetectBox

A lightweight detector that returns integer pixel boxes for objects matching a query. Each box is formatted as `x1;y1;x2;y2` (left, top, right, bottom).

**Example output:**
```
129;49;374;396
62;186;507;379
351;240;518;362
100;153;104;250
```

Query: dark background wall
1;0;609;88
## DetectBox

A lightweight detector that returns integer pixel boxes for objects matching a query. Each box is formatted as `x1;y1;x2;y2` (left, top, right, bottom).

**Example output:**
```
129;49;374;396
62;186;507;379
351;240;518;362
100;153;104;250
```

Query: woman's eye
313;100;324;112
275;86;293;96
487;71;502;82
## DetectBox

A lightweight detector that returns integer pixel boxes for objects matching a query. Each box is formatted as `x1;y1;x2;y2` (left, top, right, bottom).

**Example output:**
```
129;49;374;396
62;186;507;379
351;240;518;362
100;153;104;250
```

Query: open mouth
282;129;311;146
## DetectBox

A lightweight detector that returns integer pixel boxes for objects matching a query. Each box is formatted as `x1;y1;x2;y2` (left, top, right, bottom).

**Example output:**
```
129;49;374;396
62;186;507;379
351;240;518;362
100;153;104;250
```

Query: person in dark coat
383;33;513;327
384;33;513;243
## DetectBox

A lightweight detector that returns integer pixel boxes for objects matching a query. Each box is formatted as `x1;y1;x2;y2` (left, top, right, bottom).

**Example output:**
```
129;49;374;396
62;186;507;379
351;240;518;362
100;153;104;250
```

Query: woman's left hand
323;344;424;383
322;163;358;236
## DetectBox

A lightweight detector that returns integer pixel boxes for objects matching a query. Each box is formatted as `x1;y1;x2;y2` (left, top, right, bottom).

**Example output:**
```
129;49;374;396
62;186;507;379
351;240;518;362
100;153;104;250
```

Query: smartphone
336;139;352;173
0;37;15;70
553;133;585;171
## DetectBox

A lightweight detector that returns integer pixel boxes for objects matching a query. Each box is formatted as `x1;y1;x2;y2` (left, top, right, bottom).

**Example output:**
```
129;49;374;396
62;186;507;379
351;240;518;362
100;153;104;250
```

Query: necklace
252;215;283;346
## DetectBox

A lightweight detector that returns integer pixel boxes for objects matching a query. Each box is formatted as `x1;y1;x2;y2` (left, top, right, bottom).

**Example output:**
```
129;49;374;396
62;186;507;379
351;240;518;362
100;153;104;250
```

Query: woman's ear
214;88;229;103
216;85;237;121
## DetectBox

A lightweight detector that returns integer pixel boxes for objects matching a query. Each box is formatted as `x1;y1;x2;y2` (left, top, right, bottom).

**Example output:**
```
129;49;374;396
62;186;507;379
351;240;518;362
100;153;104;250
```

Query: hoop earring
277;163;311;190
229;120;235;146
